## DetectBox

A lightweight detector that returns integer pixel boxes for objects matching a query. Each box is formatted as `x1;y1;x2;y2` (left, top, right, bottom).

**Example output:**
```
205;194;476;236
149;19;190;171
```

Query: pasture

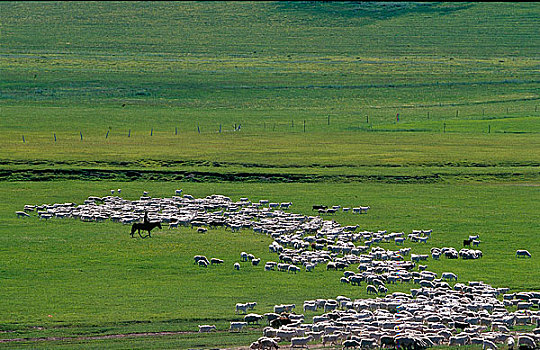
0;1;539;348
1;181;539;348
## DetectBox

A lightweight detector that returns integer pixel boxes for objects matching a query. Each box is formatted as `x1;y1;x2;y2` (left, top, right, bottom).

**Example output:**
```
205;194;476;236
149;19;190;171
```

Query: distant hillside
1;2;538;57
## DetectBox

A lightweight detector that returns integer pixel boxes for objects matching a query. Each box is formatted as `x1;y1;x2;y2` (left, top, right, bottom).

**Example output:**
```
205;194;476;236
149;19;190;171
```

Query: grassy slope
0;2;539;348
0;2;539;181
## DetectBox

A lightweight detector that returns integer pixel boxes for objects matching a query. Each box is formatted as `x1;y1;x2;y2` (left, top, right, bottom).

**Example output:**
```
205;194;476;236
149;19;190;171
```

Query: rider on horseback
130;211;161;238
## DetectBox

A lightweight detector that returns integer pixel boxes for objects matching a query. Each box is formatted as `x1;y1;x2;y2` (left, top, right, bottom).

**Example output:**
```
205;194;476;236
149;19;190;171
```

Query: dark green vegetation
0;1;539;348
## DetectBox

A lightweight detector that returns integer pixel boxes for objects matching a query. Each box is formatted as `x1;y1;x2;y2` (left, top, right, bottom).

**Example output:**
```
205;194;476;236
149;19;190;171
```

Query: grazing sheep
516;250;532;258
198;324;216;332
274;304;295;313
483;340;498;350
380;335;396;349
322;334;340;347
290;335;313;348
303;302;317;312
288;265;301;274
517;336;536;349
236;303;249;314
210;258;224;265
449;335;470;346
366;284;378;295
230;321;248;332
259;337;279;350
245;313;264;324
16;211;31;218
276;329;296;341
252;258;261;266
234;262;240;270
507;337;515;350
360;339;377;349
441;272;458;281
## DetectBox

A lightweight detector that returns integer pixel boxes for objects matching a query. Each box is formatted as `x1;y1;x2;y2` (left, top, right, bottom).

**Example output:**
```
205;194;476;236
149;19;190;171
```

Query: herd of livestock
18;190;537;349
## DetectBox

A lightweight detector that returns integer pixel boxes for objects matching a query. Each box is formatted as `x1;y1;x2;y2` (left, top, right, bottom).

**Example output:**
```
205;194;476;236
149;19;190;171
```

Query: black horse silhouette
131;221;162;238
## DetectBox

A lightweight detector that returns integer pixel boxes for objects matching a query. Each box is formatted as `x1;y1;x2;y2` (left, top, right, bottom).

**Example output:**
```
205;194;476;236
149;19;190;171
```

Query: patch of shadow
276;2;473;21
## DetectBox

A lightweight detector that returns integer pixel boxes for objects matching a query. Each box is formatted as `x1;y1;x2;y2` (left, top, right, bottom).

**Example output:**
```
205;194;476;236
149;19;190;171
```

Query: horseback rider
143;211;149;224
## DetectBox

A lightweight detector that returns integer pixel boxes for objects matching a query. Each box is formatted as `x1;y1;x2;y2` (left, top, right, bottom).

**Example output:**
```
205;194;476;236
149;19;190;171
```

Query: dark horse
131;221;162;238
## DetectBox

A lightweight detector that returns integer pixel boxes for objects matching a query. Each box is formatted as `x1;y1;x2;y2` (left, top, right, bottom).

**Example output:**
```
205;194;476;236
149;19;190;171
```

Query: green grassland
0;2;539;182
0;181;539;349
0;1;539;348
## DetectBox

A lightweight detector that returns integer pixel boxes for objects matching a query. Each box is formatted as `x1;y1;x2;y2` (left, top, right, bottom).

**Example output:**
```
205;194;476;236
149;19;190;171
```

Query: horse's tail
131;224;137;234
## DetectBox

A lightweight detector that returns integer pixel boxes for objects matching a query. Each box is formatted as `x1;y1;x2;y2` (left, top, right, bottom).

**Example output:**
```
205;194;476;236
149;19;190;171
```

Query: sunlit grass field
0;181;539;348
0;1;539;348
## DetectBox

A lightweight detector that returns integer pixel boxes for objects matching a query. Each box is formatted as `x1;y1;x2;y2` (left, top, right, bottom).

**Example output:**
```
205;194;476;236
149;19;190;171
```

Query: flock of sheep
19;190;537;349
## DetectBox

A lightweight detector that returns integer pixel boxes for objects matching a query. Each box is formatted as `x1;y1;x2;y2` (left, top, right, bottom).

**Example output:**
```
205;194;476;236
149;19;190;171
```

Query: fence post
327;115;330;125
150;128;153;136
106;130;109;139
175;127;177;135
80;132;83;141
128;129;131;138
488;124;491;134
22;135;25;143
54;133;57;142
443;123;446;133
366;115;369;124
303;120;306;132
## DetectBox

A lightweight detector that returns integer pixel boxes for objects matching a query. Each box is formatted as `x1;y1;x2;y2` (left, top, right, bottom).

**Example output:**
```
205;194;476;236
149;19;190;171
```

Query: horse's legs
138;228;145;239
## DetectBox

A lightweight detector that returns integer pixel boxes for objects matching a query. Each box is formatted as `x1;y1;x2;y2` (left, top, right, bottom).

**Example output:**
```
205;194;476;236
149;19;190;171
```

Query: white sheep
517;336;536;348
290;335;313;348
236;303;249;314
482;339;497;350
234;262;240;270
441;272;458;281
230;321;247;332
276;329;296;341
198;324;216;333
516;250;532;258
288;265;300;274
303;302;317;312
322;334;340;346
